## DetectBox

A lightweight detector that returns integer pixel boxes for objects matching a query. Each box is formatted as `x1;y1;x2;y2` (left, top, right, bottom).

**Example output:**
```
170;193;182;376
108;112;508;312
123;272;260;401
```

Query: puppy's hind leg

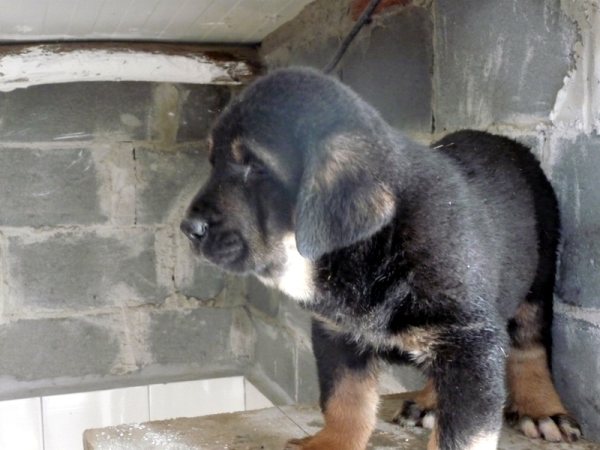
392;378;437;430
506;302;582;442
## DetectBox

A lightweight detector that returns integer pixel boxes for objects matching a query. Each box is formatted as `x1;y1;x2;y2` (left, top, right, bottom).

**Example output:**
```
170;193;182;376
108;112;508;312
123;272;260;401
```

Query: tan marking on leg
413;378;438;411
507;344;567;418
288;369;379;450
511;302;543;345
427;425;439;450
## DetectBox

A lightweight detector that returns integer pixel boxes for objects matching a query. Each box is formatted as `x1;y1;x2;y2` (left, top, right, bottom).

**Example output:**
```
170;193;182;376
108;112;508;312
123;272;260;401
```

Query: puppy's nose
180;218;208;243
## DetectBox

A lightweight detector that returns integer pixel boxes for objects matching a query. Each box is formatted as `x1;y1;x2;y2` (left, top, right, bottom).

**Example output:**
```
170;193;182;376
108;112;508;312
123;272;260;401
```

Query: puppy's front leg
428;326;507;450
286;318;379;450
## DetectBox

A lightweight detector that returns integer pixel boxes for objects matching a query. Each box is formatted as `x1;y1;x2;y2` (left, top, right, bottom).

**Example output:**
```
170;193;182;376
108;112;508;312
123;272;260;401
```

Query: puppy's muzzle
180;218;209;245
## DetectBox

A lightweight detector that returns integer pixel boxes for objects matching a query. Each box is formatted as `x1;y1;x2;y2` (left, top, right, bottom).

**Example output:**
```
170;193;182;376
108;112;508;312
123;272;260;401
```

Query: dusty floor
84;394;599;449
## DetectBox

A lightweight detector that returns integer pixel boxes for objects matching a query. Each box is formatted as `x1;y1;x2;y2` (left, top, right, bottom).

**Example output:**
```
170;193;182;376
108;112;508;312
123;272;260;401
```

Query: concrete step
84;394;599;449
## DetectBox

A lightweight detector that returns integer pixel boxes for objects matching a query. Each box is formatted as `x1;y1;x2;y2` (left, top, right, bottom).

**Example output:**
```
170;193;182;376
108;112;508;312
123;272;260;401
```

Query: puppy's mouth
190;230;250;273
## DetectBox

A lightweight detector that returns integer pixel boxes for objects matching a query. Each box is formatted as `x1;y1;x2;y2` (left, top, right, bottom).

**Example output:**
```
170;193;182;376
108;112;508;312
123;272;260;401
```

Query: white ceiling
0;0;314;44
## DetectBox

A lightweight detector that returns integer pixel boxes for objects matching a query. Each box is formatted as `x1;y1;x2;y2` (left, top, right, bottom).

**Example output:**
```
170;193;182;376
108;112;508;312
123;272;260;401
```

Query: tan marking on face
231;137;245;164
290;368;379;450
507;344;568;418
207;136;214;160
248;139;293;185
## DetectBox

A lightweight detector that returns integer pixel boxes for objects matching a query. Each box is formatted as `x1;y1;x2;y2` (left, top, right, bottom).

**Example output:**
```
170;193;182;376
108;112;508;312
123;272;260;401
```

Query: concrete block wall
261;0;434;138
0;80;255;400
260;0;600;440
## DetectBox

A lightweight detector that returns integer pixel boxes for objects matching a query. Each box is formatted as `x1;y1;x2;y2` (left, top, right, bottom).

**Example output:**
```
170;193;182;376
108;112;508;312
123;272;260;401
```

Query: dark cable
323;0;384;74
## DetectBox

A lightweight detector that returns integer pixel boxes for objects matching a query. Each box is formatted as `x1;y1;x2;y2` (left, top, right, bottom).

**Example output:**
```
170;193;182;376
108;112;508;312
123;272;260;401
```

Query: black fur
181;68;562;450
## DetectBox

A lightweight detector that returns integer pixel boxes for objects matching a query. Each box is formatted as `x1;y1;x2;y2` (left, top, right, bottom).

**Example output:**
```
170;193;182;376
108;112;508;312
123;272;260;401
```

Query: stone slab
84;394;599;449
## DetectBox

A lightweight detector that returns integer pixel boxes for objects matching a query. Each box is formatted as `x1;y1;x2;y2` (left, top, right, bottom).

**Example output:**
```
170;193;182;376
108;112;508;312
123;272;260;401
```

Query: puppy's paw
506;412;582;442
391;400;436;429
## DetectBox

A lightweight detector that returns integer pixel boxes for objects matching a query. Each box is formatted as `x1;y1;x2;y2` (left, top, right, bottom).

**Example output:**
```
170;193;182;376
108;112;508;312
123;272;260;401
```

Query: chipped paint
551;0;600;134
0;45;258;92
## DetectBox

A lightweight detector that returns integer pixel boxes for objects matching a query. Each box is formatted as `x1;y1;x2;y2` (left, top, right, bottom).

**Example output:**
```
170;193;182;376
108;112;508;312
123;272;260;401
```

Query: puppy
180;68;581;450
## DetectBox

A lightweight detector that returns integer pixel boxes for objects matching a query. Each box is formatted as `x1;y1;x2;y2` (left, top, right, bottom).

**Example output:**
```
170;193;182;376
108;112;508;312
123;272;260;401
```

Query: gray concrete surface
260;0;434;135
83;394;600;449
433;0;576;132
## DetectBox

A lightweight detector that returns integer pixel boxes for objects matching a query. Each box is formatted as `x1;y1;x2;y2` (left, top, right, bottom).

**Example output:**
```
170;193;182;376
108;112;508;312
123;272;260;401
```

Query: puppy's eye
249;160;267;177
242;160;267;183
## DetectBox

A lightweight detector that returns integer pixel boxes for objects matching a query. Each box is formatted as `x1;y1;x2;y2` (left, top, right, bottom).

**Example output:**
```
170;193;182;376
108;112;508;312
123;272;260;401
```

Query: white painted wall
0;0;314;44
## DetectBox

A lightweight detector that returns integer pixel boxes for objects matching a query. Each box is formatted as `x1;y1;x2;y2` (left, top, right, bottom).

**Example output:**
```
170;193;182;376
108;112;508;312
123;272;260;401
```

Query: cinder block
246;277;280;318
176;85;233;143
0;317;119;382
149;307;247;367
550;134;600;308
253;316;297;400
0;147;106;227
296;339;319;404
341;6;433;132
7;230;165;313
433;0;576;131
268;35;341;71
260;0;350;70
135;144;211;225
174;231;226;301
261;1;432;133
0;82;153;142
278;294;312;337
553;313;600;442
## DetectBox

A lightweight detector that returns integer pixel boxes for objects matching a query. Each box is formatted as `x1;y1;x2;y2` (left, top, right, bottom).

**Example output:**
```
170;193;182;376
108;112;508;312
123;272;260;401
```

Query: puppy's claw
517;416;540;439
538;417;562;442
511;413;582;442
553;414;583;442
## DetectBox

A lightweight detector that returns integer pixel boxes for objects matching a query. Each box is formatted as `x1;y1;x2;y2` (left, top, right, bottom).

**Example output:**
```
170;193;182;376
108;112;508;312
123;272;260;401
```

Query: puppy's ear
295;132;396;260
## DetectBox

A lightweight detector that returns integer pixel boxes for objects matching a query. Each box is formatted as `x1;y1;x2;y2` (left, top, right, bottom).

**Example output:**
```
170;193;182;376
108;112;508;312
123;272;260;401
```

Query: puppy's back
432;130;559;321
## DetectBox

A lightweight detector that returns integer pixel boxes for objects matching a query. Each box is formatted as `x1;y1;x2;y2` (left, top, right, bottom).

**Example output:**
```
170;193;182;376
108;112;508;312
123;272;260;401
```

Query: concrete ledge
83;394;598;449
0;43;261;92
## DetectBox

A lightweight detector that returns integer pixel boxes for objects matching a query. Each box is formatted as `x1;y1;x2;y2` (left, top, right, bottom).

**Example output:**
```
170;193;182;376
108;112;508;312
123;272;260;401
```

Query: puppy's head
181;68;399;279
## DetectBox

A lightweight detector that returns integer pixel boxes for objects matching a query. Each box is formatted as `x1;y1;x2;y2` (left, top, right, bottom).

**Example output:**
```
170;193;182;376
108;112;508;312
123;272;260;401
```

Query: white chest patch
258;235;315;302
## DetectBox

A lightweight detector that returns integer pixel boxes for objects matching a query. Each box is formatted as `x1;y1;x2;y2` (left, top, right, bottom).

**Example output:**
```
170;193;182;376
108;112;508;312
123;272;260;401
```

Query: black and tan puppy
180;68;581;450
